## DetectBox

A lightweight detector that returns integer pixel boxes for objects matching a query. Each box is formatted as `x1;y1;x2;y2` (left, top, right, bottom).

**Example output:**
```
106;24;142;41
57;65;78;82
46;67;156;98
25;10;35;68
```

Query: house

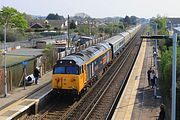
167;18;180;33
167;18;180;28
30;19;65;29
36;39;56;49
173;27;180;34
30;23;43;29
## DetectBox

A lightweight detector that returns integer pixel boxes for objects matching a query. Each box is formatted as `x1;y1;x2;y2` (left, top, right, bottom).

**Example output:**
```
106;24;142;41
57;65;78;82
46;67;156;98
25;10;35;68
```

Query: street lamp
3;24;7;97
171;33;177;120
2;14;10;97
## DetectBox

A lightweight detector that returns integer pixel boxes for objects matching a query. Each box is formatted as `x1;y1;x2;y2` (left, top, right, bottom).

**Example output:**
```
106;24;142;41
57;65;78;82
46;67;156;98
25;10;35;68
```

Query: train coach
104;25;141;59
104;35;125;59
52;42;112;96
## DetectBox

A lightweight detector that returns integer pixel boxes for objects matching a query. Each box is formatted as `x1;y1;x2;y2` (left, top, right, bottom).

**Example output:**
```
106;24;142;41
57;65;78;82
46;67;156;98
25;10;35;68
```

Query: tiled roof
30;20;65;28
167;18;180;24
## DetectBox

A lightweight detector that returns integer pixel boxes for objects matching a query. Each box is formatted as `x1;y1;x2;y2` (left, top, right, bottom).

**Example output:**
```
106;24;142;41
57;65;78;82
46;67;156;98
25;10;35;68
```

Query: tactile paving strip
1;110;17;116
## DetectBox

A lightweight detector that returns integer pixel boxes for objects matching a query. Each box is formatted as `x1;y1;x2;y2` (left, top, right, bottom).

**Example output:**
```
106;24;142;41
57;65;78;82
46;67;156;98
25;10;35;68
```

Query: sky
0;0;180;18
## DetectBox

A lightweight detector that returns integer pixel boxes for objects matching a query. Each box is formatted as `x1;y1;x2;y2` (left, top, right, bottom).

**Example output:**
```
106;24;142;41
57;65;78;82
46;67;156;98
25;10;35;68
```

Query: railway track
26;26;146;120
63;26;147;120
24;96;75;120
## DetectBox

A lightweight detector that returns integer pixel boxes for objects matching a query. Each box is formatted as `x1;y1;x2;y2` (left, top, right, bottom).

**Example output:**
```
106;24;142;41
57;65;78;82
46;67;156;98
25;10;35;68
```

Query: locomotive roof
60;42;111;66
104;35;124;45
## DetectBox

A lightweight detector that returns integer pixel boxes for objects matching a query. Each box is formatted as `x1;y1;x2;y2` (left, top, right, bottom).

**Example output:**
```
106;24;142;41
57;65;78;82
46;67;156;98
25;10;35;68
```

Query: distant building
30;19;66;29
30;23;43;29
173;27;180;34
76;36;93;46
167;18;180;27
36;39;56;49
167;18;180;33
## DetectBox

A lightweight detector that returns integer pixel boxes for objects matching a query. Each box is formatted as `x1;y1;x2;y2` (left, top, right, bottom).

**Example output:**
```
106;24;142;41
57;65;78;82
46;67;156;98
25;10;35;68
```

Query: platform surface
0;71;52;120
112;39;162;120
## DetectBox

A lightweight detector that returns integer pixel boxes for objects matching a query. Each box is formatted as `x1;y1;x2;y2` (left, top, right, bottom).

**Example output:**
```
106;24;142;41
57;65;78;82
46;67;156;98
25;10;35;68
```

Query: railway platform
0;71;52;119
112;39;163;120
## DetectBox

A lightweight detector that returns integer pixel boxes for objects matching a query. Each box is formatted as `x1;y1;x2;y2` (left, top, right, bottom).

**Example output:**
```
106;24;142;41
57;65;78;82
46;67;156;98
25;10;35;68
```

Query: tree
130;16;138;25
151;16;169;49
23;13;33;23
123;16;130;29
70;20;76;29
0;6;28;30
124;16;130;24
160;46;180;119
43;44;57;70
154;15;167;30
0;7;29;42
46;13;64;20
118;22;124;30
76;24;89;36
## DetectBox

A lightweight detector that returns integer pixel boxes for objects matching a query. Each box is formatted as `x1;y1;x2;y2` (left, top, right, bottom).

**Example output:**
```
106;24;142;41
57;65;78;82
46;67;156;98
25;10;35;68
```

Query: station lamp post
1;14;11;97
3;24;8;97
171;33;177;120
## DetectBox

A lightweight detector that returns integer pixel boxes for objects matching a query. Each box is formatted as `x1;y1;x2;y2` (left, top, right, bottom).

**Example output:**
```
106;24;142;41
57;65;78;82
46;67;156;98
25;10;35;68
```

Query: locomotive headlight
71;78;76;82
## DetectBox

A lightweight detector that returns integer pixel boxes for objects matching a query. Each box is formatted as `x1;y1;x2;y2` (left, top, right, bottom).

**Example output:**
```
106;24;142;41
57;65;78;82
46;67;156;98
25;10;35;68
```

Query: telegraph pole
67;15;70;48
154;23;158;67
2;14;11;97
153;23;158;98
172;33;177;120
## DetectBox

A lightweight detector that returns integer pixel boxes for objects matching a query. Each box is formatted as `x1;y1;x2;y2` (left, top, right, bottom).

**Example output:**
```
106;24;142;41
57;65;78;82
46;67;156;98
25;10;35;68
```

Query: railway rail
25;96;75;120
64;26;146;120
26;26;146;120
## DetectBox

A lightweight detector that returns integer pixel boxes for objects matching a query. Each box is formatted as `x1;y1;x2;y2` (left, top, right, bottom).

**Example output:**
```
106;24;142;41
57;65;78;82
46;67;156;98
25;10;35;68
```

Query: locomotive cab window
66;66;79;74
54;67;65;74
53;66;79;75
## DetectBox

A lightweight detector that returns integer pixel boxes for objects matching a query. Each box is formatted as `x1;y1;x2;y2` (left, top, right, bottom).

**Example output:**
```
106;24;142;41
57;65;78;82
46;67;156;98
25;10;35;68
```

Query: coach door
92;62;94;76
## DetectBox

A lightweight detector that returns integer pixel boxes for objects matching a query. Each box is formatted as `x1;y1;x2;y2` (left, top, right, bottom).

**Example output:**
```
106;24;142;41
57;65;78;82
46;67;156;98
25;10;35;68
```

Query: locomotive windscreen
53;66;79;75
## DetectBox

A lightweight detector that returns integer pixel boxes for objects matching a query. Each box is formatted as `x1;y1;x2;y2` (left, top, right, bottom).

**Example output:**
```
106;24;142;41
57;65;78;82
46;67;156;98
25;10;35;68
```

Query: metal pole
3;25;7;97
67;15;70;48
155;23;158;67
154;23;158;98
171;33;177;120
23;65;27;90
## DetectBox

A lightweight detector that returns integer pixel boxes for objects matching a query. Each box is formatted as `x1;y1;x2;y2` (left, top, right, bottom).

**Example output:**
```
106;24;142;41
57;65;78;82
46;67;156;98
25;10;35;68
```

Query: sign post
22;61;28;90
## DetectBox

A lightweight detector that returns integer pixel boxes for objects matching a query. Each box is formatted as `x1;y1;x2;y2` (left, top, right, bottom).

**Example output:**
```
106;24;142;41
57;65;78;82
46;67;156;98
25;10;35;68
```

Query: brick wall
0;69;4;95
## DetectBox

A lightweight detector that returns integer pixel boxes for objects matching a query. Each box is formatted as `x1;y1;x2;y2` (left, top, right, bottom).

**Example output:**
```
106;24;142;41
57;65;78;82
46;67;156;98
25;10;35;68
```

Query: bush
160;46;180;119
0;29;26;42
40;31;59;36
